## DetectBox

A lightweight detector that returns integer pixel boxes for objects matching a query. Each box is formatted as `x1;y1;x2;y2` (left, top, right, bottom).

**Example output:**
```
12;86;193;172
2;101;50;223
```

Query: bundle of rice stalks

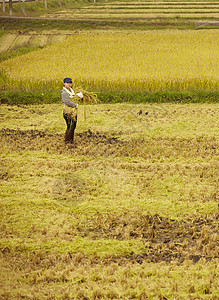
75;87;99;121
75;87;98;104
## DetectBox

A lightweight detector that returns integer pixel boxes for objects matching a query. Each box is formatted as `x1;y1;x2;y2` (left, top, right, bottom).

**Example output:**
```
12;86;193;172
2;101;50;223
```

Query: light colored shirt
61;89;76;108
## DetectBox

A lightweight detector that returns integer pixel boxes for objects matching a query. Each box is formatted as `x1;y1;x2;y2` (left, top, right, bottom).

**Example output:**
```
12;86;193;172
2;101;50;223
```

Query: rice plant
1;30;218;92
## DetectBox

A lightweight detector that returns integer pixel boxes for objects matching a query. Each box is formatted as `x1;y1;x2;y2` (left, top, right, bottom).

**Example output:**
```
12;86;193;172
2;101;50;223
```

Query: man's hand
76;92;83;99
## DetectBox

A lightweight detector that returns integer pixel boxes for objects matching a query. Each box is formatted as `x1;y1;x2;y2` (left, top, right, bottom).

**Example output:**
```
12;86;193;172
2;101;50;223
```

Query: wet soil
0;128;122;146
74;212;219;265
0;128;217;159
1;212;218;265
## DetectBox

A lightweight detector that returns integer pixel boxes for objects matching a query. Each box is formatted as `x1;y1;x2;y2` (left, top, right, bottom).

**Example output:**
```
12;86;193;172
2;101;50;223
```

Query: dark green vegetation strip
0;30;5;38
97;91;219;104
0;91;218;105
0;91;60;105
0;17;195;31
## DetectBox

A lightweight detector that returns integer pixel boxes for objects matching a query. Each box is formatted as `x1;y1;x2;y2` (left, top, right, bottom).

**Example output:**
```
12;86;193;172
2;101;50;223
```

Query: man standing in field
61;77;83;144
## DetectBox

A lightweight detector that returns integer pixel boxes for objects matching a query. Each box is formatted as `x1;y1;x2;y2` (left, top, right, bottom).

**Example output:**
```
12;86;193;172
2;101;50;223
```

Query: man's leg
69;118;77;144
63;113;71;144
64;129;71;143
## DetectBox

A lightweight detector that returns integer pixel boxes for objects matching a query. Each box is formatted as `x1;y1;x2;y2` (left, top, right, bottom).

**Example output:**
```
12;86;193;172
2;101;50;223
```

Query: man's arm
61;90;77;108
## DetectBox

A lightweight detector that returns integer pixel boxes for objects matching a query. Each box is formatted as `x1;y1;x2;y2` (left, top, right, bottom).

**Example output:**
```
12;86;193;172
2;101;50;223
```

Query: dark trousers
63;113;77;131
63;113;77;143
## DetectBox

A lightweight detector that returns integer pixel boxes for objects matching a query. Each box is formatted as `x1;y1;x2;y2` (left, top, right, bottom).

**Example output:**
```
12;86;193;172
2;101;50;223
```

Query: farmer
61;77;83;144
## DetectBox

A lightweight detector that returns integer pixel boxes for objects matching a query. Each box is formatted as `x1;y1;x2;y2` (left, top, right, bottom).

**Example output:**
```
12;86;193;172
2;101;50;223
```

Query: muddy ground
0;128;217;158
67;212;219;265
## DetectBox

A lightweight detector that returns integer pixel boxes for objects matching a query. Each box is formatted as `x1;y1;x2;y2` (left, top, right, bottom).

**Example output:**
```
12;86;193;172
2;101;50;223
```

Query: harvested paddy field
40;1;219;21
0;103;218;299
2;0;219;22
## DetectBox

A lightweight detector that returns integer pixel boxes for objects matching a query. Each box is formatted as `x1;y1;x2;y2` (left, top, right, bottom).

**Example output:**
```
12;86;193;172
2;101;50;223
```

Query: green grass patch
0;90;218;105
96;91;219;104
0;0;100;16
0;30;5;38
0;90;60;104
0;17;195;31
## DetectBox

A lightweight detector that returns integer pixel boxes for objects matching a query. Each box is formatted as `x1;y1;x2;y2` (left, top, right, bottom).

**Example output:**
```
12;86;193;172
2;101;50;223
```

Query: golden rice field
1;30;218;92
0;102;218;299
